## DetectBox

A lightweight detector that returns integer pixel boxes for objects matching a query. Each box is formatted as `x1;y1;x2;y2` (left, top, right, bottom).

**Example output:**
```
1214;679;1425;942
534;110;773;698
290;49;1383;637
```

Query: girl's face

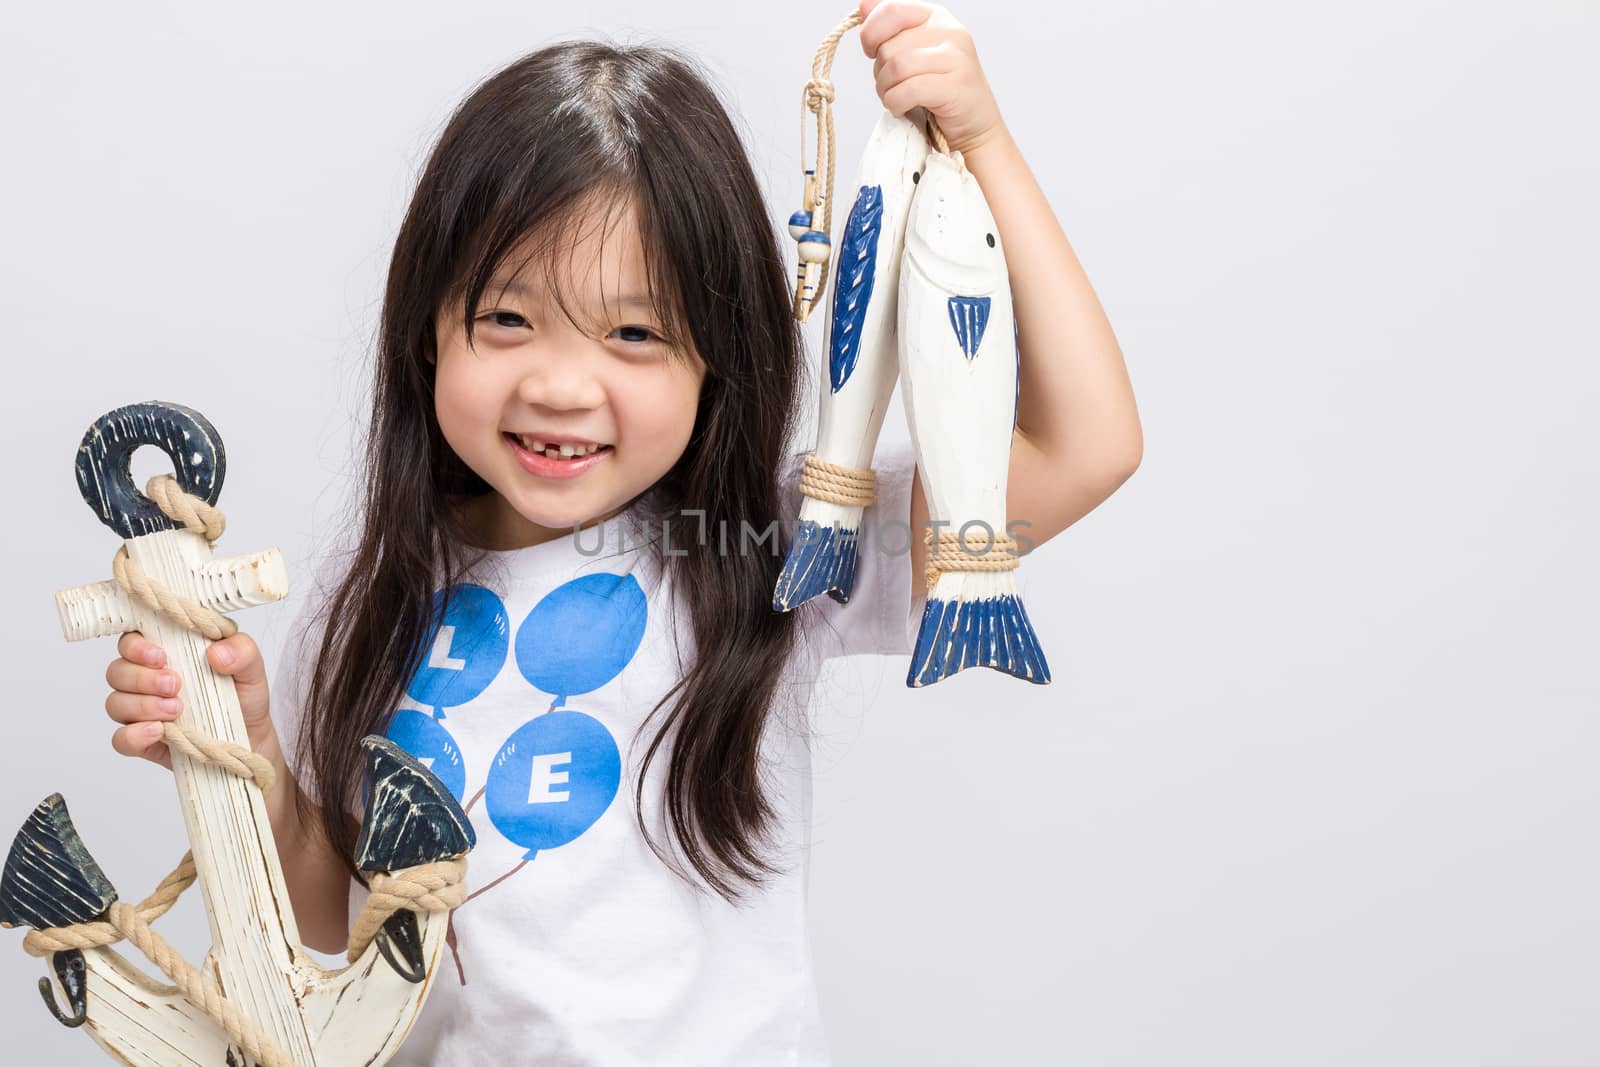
432;197;706;550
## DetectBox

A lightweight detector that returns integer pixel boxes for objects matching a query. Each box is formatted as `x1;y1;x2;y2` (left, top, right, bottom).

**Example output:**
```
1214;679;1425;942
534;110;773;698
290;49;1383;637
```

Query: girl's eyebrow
489;276;654;309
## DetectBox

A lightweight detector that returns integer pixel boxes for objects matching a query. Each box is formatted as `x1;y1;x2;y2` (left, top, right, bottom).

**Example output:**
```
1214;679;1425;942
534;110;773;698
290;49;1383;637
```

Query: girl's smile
503;432;615;480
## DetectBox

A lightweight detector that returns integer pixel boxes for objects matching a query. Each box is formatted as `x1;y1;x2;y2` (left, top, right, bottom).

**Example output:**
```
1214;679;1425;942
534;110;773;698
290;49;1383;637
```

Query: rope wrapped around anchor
21;474;466;1066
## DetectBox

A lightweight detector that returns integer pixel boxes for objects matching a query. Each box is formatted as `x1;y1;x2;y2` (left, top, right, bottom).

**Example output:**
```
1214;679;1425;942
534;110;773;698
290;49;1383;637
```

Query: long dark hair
294;39;814;904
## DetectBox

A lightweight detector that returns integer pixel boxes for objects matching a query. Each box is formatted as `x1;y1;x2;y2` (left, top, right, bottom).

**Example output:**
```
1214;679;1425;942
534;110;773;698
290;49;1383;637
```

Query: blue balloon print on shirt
486;711;622;859
384;708;468;803
478;573;648;858
513;573;647;703
406;583;509;719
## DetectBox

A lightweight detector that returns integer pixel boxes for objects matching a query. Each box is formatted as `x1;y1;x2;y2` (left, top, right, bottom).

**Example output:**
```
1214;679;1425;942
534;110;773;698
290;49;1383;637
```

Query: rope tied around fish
799;454;878;507
18;473;465;1066
924;529;1020;594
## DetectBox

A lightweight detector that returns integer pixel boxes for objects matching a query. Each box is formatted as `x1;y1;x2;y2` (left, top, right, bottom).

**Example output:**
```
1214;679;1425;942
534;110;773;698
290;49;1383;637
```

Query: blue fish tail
906;591;1051;687
772;520;864;611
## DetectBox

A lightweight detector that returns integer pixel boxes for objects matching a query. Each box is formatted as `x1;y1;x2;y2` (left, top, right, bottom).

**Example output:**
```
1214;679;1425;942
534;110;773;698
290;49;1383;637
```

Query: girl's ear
424;310;444;365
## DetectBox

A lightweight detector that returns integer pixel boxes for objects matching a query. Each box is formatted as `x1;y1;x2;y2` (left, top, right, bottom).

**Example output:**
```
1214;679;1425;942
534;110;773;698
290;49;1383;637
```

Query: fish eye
986;233;996;248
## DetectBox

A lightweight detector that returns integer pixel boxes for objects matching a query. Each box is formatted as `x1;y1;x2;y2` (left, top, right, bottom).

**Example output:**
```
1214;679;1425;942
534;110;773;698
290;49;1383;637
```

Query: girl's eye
478;311;659;345
612;325;661;344
486;311;529;329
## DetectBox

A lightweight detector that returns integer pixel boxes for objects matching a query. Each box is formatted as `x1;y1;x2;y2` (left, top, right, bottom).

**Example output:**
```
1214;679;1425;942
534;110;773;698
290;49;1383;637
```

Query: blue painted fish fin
946;296;992;361
829;185;885;393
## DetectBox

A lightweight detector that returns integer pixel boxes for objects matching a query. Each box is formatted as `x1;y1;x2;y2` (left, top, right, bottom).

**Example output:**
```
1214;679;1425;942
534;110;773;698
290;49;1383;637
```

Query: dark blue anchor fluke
829;184;885;393
354;735;476;873
772;520;864;611
0;793;118;932
946;296;992;361
355;736;475;983
906;593;1052;688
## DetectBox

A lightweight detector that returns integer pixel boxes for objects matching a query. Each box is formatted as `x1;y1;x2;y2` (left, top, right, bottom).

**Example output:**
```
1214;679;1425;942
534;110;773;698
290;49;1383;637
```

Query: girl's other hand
105;630;274;771
857;1;1007;159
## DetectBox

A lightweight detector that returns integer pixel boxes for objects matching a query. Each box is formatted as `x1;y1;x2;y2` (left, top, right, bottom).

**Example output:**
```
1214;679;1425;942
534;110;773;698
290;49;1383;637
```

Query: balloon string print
789;8;954;323
384;574;648;985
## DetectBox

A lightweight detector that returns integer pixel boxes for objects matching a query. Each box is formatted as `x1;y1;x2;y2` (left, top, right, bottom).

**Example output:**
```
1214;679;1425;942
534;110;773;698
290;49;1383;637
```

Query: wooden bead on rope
790;12;861;322
788;11;965;323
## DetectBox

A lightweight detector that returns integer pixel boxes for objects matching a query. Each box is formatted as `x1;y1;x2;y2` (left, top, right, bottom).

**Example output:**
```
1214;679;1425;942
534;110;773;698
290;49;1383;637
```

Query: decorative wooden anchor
0;401;475;1065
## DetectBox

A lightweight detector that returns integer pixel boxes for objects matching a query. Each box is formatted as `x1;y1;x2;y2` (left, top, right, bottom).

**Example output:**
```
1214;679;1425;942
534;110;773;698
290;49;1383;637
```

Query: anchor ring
74;401;226;539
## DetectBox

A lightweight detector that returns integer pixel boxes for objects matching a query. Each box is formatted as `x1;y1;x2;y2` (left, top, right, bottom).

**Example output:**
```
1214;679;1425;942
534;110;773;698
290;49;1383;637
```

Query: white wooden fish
774;110;930;611
898;149;1051;687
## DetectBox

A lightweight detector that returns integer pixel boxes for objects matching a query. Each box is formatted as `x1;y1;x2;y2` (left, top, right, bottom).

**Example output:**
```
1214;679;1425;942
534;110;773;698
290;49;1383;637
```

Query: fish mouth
902;227;1001;297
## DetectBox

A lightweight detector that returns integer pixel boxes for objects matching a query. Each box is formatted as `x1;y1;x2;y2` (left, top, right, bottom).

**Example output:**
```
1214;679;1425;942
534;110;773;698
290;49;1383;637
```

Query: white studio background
1;2;1594;1064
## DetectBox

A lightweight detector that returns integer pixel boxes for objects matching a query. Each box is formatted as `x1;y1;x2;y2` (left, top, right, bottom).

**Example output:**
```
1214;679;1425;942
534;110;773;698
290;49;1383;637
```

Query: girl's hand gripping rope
858;1;1006;159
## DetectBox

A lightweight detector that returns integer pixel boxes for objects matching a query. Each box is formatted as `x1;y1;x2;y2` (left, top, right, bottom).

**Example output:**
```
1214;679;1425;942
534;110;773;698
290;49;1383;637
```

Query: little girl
99;2;1141;1062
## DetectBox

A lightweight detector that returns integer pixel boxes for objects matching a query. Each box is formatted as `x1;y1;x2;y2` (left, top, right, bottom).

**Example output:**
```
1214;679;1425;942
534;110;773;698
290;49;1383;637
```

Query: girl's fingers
111;720;174;768
117;630;166;668
860;0;937;59
105;690;182;726
107;633;180;772
105;657;181;698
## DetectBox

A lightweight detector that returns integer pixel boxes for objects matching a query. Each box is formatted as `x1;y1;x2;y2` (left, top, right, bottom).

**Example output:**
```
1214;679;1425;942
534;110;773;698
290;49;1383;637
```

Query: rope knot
109;474;241;641
146;473;227;542
803;77;836;109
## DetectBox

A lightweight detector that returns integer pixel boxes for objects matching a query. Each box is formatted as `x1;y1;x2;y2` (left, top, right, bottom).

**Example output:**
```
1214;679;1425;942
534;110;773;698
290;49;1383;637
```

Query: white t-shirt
272;441;924;1066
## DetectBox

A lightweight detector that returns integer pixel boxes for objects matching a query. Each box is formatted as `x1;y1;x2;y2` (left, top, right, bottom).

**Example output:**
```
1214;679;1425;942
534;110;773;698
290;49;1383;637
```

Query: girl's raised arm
859;0;1143;587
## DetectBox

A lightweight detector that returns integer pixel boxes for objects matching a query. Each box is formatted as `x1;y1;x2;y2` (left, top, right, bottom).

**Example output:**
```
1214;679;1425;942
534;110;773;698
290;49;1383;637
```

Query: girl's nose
516;347;607;410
